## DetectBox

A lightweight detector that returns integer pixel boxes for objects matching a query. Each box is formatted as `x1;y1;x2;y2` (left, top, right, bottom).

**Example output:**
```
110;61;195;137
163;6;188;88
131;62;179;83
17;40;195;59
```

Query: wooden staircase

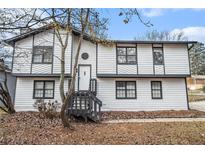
67;79;102;122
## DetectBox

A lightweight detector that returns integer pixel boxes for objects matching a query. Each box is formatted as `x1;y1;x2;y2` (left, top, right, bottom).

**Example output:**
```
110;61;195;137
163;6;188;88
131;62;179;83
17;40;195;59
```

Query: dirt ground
1;112;205;145
101;110;205;120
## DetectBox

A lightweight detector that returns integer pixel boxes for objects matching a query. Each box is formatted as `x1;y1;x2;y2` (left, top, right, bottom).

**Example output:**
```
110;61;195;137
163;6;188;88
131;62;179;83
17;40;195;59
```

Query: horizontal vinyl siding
97;78;187;111
12;36;33;74
73;35;96;90
15;77;69;111
137;44;153;74
53;31;72;74
154;65;164;75
34;30;53;46
98;44;116;74
164;44;190;75
118;65;137;74
32;64;52;74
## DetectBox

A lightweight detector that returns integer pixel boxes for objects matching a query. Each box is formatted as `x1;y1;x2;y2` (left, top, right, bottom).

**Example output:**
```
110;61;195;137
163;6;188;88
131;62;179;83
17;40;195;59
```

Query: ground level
190;101;205;112
1;111;205;144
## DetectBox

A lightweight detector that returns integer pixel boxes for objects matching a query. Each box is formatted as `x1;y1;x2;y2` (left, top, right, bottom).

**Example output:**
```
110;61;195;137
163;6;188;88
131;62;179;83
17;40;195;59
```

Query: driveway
189;101;205;112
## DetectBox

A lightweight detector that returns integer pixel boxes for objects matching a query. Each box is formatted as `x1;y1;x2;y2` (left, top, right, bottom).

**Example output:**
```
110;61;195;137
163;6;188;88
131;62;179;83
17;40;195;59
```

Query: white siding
72;35;96;90
154;65;164;75
34;30;53;46
15;77;69;111
32;64;52;74
164;44;190;74
137;44;154;74
98;43;116;74
13;36;33;74
53;31;72;74
97;78;188;111
118;65;137;74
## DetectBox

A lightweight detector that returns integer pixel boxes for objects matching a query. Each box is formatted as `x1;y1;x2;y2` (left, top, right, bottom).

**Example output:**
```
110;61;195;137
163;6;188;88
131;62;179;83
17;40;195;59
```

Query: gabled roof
3;25;197;46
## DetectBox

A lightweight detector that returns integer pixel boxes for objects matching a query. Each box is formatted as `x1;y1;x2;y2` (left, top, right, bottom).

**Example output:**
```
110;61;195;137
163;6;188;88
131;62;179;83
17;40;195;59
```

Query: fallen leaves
0;111;205;144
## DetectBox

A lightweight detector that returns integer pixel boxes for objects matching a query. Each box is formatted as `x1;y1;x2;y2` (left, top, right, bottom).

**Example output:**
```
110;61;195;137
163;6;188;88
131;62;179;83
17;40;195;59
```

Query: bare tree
135;29;187;41
0;58;15;113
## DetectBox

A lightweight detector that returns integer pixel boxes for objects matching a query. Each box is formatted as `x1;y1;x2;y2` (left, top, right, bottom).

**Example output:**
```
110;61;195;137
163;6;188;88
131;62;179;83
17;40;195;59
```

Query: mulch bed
101;110;205;120
1;111;205;144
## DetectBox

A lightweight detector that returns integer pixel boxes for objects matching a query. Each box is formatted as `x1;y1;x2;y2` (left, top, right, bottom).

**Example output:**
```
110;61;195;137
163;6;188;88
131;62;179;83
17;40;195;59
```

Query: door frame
78;64;92;91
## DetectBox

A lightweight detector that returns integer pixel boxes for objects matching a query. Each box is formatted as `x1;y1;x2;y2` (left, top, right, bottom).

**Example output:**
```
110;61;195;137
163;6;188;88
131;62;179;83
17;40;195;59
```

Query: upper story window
117;47;137;64
153;44;164;65
33;46;53;64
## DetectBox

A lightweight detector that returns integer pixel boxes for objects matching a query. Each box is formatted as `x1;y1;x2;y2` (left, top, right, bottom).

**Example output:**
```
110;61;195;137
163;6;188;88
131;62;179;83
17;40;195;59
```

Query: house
187;75;205;91
4;27;196;120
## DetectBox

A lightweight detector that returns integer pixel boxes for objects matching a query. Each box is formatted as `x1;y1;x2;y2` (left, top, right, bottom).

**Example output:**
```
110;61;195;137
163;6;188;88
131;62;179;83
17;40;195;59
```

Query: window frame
33;80;55;99
116;81;137;99
152;44;164;65
117;47;137;64
151;81;163;99
32;46;53;64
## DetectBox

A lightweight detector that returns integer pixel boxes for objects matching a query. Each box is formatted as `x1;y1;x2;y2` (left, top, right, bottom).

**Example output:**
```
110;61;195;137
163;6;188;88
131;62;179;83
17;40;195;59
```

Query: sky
99;9;205;43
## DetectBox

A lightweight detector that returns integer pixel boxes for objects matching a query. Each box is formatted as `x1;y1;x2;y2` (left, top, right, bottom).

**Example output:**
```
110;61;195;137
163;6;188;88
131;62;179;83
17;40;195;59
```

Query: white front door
78;65;91;90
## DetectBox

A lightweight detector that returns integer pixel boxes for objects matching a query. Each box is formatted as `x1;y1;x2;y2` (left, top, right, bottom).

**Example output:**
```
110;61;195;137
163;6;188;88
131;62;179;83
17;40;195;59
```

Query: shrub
33;99;61;119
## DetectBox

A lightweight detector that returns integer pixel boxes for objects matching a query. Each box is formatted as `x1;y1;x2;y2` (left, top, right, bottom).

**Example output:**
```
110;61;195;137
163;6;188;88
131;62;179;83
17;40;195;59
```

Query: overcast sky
100;9;205;43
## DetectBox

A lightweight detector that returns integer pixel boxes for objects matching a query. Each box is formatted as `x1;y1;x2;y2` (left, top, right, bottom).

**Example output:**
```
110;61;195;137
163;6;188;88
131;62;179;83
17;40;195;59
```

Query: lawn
1;112;205;144
188;94;205;102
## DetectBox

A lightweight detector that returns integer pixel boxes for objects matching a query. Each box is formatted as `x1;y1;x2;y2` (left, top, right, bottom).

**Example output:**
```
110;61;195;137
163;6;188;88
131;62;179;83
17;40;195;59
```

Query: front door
78;65;91;90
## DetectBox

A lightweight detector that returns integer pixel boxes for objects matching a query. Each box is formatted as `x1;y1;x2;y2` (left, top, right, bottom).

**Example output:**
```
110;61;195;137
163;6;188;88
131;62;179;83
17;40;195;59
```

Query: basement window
116;81;136;99
33;81;55;99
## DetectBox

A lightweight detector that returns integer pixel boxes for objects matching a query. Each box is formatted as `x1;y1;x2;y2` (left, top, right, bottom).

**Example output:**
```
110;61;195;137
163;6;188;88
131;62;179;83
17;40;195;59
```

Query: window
153;44;163;65
116;81;136;99
33;46;53;64
151;81;162;99
33;81;55;99
117;47;137;64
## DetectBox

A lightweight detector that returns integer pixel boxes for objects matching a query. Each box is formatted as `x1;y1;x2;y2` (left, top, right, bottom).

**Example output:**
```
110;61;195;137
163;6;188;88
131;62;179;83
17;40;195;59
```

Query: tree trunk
59;47;66;103
60;34;84;127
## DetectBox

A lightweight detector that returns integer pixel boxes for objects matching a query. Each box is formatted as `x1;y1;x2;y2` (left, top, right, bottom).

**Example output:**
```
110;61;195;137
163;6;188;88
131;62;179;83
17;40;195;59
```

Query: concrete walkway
103;118;205;123
189;101;205;112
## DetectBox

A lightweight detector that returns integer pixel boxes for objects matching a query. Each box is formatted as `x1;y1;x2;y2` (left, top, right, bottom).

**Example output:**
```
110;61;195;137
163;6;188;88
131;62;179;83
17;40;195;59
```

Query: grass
1;112;205;144
188;94;205;102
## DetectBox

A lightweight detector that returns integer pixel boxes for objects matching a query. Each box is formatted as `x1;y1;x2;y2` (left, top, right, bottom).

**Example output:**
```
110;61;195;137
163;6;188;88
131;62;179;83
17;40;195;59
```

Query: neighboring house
187;75;205;91
4;27;196;113
0;71;16;107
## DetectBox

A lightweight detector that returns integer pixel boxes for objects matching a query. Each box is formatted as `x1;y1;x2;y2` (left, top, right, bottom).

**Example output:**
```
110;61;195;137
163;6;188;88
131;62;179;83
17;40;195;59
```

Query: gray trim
70;34;74;75
184;77;190;110
162;44;166;75
151;44;155;75
97;74;191;78
96;42;98;75
12;73;71;77
187;44;192;76
116;81;137;99
13;76;17;105
151;81;163;99
4;24;197;46
115;43;118;74
136;44;138;75
78;64;92;91
33;80;55;99
116;46;137;65
11;42;15;73
51;29;55;74
30;34;34;74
